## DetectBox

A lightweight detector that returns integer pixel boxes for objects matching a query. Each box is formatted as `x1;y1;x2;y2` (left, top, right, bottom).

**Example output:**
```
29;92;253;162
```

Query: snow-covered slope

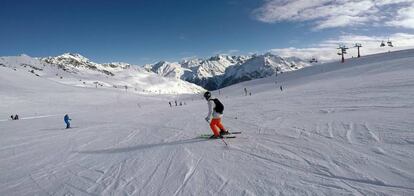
1;49;413;195
148;53;309;90
0;53;204;94
149;61;188;79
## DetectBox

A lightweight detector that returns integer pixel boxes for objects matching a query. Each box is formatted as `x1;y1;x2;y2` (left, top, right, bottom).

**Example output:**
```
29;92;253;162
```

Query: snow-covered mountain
147;53;309;90
221;53;310;87
144;55;239;89
145;55;252;90
148;61;187;79
41;53;126;76
182;55;252;89
1;52;310;94
0;53;205;94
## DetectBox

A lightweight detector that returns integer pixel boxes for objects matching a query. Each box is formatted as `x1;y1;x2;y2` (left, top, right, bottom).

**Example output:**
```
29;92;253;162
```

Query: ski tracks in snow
342;122;354;144
173;150;202;196
231;136;414;194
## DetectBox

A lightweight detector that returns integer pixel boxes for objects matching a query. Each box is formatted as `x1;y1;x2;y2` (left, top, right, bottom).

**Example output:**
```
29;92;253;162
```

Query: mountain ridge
0;53;205;94
147;53;310;90
1;52;311;92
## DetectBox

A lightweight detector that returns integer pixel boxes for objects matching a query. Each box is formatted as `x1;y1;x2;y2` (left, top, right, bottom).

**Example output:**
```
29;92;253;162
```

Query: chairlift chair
309;58;318;63
380;41;386;47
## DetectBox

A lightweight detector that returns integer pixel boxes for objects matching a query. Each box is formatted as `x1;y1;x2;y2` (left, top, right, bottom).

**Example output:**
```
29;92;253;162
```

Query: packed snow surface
1;49;413;195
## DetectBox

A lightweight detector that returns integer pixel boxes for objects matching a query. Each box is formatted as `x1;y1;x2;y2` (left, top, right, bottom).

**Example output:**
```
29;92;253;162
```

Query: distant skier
280;85;283;91
175;100;177;106
169;101;172;107
204;91;229;139
64;114;71;129
14;114;19;120
10;115;14;120
244;88;248;96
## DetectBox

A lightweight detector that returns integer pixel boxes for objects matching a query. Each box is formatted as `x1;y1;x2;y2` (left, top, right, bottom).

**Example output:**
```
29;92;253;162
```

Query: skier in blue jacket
64;114;71;129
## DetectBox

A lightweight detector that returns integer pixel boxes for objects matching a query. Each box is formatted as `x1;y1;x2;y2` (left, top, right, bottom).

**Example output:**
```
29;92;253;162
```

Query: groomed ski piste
1;49;413;195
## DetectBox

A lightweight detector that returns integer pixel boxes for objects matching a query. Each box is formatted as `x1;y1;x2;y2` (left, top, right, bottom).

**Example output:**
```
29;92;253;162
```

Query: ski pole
221;137;228;146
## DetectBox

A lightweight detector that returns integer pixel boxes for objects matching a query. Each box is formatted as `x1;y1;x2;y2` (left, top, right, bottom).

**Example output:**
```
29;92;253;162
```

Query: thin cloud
227;49;240;54
180;56;198;61
253;0;414;30
178;34;188;41
387;6;414;29
214;49;240;55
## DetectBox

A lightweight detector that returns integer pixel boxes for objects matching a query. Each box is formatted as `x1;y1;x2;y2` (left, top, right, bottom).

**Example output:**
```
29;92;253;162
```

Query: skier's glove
205;117;210;122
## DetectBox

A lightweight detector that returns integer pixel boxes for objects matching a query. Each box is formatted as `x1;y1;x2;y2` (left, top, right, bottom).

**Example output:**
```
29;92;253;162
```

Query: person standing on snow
64;114;71;129
204;91;229;139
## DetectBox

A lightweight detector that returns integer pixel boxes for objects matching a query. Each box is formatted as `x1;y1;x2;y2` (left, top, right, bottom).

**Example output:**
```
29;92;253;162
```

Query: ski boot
220;129;230;136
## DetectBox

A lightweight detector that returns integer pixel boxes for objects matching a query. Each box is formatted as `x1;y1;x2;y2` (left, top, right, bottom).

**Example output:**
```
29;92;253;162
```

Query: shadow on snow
75;137;210;154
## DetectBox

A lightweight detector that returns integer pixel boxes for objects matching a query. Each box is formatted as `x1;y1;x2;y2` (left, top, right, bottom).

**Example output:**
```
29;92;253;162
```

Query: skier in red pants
204;91;229;139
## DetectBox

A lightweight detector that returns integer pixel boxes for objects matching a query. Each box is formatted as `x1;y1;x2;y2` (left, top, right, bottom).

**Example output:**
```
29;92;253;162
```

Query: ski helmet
203;91;211;100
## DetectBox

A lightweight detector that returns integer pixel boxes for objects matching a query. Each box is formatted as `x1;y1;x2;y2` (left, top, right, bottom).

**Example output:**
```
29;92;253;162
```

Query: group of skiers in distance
10;114;19;120
169;100;186;107
244;88;252;96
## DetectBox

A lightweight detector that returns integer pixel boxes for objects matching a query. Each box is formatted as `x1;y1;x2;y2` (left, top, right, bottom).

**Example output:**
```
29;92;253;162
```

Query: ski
199;135;236;139
200;131;241;138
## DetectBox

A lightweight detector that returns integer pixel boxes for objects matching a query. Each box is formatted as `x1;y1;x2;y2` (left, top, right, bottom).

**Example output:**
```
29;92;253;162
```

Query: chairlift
354;43;362;58
337;45;348;63
309;58;318;63
387;40;393;47
337;45;348;49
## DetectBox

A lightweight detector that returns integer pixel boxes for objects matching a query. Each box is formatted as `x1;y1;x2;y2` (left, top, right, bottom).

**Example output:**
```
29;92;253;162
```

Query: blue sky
1;0;414;64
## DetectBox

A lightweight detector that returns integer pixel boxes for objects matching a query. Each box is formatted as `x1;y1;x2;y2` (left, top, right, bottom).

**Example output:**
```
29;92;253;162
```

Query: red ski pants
210;118;225;136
